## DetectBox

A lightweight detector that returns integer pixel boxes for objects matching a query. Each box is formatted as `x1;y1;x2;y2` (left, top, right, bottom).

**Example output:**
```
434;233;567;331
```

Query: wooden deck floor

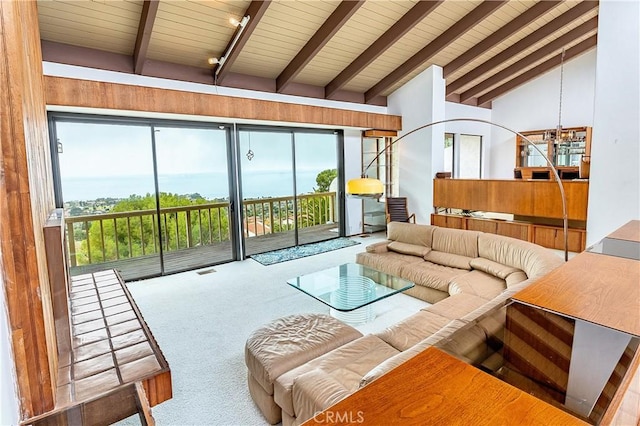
70;224;339;281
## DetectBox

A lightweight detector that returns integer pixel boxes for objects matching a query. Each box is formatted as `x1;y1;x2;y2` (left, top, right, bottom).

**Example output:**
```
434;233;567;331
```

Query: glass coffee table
286;263;415;324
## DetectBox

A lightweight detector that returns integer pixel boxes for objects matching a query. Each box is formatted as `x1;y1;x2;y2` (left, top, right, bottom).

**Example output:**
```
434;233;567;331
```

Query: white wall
587;0;640;244
0;268;20;425
388;66;446;224
444;102;493;176
490;49;597;178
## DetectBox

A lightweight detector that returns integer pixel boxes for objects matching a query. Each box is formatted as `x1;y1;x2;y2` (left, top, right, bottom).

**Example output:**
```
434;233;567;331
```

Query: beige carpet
119;233;428;425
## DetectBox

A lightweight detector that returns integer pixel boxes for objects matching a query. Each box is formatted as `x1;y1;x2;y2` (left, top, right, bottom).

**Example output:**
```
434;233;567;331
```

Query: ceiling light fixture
208;15;251;80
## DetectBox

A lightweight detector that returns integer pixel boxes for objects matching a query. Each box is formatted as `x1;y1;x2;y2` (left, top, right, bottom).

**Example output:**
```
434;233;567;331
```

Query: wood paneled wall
44;76;403;131
0;0;57;419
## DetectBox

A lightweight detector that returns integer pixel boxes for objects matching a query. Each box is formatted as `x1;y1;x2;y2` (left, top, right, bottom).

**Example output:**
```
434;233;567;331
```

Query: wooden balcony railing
65;192;336;266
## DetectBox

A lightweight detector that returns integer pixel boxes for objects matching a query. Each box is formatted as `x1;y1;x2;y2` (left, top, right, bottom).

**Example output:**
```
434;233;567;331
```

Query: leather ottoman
245;313;363;424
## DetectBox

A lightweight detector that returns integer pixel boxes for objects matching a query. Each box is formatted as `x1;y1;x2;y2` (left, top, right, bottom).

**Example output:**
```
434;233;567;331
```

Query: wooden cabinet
532;225;586;252
466;217;531;241
431;214;586;252
432;178;589;253
431;213;465;229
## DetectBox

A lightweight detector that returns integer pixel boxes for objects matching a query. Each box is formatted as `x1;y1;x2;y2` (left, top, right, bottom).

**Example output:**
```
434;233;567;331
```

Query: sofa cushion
469;257;523;279
375;310;451;351
360;319;469;387
291;369;353;424
459;280;531;326
477;233;563;279
423;293;488;321
356;251;423;278
448;270;506;300
431;227;480;258
388;241;431;257
425;251;474;270
274;334;399;417
365;240;390;254
387;222;435;247
399;261;467;292
403;285;449;304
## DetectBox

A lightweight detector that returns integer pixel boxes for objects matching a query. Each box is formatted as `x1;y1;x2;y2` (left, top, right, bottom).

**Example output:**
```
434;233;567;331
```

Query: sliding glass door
153;125;234;274
51;116;236;280
238;127;341;256
239;130;296;255
294;132;340;245
54;120;162;279
52;115;344;277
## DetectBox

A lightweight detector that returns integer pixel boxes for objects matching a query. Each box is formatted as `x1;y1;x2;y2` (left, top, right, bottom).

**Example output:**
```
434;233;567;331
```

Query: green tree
314;169;337;193
77;193;230;265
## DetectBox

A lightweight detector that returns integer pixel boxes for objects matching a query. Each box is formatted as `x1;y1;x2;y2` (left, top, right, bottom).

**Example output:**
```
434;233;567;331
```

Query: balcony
65;192;337;280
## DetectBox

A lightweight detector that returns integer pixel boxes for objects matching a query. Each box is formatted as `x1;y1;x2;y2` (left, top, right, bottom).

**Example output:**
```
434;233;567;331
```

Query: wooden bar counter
433;178;589;221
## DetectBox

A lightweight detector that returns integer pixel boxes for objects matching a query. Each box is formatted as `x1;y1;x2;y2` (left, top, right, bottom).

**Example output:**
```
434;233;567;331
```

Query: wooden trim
363;129;397;137
44;76;402;130
1;0;57;419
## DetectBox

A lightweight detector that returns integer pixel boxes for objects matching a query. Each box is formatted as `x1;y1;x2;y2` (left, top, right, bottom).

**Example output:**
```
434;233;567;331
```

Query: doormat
250;238;360;266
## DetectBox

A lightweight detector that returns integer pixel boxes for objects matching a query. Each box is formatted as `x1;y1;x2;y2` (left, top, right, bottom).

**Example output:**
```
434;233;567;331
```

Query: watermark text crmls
312;410;365;424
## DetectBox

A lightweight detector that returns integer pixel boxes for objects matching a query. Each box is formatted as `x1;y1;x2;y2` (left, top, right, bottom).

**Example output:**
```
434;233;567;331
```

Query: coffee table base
330;304;374;325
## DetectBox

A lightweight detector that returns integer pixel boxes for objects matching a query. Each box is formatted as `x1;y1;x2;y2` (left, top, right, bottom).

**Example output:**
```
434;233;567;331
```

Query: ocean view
61;170;324;202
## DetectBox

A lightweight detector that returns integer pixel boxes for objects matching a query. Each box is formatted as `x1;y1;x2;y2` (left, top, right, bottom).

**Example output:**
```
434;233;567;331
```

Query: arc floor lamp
346;118;569;261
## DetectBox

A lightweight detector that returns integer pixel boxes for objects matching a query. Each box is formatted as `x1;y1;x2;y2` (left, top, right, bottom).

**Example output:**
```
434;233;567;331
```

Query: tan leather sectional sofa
260;223;563;425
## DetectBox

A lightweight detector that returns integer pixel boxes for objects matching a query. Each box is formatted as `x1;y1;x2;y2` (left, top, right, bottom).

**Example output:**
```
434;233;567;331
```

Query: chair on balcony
385;197;415;223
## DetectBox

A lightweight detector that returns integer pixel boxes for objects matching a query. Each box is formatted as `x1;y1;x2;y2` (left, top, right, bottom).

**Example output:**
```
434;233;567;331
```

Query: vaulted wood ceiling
37;0;599;108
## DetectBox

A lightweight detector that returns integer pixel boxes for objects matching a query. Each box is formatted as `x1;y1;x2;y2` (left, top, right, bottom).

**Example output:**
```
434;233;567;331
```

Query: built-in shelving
515;126;592;180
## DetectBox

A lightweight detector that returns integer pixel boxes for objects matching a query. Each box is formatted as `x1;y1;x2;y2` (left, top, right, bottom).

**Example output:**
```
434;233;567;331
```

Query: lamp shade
346;177;384;199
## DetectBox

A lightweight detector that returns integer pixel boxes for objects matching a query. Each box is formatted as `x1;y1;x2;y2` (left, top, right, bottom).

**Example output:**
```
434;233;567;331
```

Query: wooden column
0;0;57;419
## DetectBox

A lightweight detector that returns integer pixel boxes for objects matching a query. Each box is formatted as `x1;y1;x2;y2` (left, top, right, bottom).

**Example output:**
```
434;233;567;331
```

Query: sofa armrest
365;241;390;254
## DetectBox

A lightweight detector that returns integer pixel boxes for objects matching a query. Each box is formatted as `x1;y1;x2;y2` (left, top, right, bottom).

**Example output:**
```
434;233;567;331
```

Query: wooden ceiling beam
461;17;598;102
446;1;598;95
364;0;508;103
216;0;271;84
133;0;159;75
325;0;443;99
477;35;597;107
276;0;364;93
443;0;562;78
